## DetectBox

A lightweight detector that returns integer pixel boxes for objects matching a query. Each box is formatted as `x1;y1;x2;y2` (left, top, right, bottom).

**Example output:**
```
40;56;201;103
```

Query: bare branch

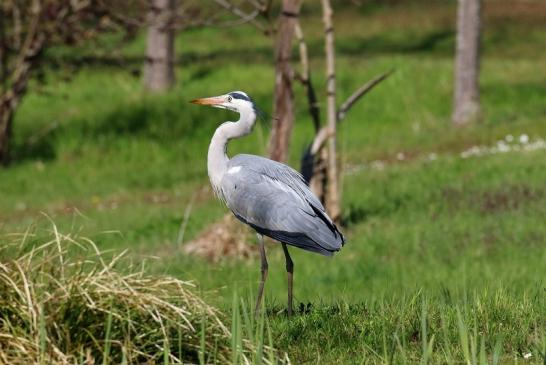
212;0;266;32
336;69;394;123
311;126;333;155
294;21;320;132
214;9;261;28
321;0;341;222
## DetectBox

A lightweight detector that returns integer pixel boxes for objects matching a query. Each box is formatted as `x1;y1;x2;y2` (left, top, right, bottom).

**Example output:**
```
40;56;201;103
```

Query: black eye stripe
229;92;250;101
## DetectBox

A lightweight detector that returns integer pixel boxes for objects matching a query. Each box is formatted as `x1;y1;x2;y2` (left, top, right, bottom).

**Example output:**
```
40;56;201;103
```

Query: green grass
0;227;282;364
1;1;546;363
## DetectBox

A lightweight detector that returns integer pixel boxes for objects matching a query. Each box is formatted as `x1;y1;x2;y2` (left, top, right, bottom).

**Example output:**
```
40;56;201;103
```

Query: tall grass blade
38;303;46;365
199;315;206;365
163;336;170;365
457;307;471;365
492;337;503;365
102;310;113;365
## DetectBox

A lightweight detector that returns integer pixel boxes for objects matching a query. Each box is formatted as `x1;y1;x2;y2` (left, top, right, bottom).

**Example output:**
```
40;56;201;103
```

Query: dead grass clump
0;224;268;364
183;214;257;263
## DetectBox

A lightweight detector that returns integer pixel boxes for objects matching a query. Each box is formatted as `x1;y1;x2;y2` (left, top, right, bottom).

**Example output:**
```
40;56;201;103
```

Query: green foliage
1;1;545;364
266;290;545;364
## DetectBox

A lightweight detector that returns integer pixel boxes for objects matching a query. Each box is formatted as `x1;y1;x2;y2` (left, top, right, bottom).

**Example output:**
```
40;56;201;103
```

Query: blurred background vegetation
1;0;545;363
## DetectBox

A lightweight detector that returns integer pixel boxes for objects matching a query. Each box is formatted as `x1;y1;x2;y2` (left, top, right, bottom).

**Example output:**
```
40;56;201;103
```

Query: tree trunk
268;0;302;163
0;4;7;165
143;0;176;92
0;10;44;165
453;0;482;126
0;101;13;165
321;0;341;223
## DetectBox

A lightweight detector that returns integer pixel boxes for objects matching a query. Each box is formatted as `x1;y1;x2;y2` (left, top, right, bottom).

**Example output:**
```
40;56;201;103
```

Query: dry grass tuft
0;223;275;364
183;214;257;263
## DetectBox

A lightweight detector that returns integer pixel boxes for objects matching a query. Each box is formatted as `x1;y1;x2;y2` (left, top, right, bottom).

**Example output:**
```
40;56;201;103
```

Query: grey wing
221;154;345;256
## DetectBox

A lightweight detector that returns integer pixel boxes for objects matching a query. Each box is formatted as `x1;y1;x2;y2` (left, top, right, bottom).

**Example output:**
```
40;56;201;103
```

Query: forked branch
212;0;266;32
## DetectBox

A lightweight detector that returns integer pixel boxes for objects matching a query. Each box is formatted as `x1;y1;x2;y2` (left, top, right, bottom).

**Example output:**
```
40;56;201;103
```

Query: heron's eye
227;96;233;102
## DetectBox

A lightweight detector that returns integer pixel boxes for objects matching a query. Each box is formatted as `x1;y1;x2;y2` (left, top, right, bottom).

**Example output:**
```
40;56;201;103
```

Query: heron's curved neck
208;108;256;191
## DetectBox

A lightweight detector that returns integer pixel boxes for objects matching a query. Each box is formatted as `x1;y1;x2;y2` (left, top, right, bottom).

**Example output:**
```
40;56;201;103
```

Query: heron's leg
281;243;294;316
255;234;268;315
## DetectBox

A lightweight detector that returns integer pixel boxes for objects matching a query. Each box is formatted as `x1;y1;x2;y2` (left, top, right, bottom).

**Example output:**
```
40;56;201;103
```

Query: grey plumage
221;154;344;256
191;90;345;315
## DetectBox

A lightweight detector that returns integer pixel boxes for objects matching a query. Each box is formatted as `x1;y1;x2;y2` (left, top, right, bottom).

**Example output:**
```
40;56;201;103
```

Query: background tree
294;1;392;223
0;0;115;165
453;0;482;125
268;0;302;163
140;0;269;92
143;0;177;92
321;0;341;221
0;0;265;165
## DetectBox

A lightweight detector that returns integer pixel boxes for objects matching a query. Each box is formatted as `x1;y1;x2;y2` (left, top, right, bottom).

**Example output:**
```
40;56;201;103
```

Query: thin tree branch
337;69;394;123
294;20;320;132
311;126;333;155
212;0;266;32
213;10;261;28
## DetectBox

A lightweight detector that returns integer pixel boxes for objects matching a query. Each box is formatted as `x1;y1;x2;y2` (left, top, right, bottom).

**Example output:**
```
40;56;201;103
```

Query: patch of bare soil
442;184;544;214
183;214;257;262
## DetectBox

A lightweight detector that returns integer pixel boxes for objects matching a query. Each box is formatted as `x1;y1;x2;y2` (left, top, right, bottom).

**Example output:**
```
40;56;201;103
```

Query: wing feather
221;154;345;255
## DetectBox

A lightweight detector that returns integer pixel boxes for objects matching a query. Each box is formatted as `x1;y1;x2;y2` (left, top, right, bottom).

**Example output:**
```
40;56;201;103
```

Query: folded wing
220;154;345;256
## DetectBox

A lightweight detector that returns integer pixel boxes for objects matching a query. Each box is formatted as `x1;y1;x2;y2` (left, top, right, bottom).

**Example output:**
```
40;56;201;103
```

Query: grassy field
1;1;546;363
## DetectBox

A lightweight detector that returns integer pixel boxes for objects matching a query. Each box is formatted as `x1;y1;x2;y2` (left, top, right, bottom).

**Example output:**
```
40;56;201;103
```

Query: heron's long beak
190;96;224;106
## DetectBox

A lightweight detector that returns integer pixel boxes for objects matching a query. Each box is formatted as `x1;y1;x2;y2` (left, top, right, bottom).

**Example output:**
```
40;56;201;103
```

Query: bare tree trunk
321;0;341;222
0;5;44;165
0;102;12;165
143;0;176;92
453;0;482;126
268;0;302;163
0;57;40;165
0;55;39;164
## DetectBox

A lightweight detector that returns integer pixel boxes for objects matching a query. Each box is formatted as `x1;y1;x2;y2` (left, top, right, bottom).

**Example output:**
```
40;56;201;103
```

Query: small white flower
505;134;514;142
396;152;405;161
520;134;529;144
523;352;532;359
496;141;510;153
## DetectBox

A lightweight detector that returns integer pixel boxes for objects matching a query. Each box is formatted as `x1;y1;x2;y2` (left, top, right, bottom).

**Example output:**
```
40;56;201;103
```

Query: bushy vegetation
1;1;545;363
0;224;283;364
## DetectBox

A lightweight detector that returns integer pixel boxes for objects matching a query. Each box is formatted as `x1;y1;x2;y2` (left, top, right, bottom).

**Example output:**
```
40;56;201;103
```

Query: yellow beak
190;96;224;106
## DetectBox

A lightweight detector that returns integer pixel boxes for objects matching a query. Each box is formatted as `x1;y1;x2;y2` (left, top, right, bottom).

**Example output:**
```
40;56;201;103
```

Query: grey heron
191;91;345;316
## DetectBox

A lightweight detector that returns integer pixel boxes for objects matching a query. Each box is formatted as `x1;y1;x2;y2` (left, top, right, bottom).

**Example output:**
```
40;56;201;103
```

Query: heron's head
191;91;258;115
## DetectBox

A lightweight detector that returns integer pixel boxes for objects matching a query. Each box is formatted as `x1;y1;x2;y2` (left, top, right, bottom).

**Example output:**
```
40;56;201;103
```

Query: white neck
207;106;256;195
